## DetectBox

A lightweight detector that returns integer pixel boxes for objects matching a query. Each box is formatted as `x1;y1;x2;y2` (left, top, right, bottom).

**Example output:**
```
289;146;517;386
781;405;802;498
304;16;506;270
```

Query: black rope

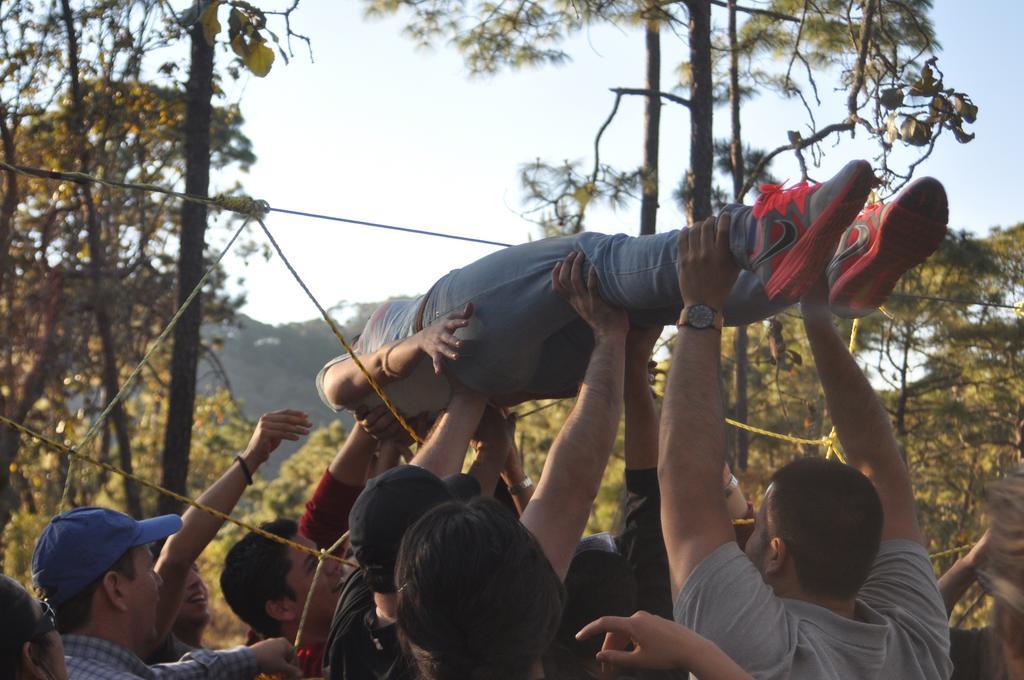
888;292;1020;311
268;206;514;248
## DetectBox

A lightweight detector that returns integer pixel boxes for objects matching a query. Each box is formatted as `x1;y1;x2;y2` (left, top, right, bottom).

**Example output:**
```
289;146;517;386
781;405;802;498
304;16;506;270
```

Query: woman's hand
416;303;474;376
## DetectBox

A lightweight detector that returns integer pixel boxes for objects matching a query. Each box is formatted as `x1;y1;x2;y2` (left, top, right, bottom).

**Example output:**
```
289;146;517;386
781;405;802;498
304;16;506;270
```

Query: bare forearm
523;335;625;578
803;316;903;477
325;337;422;407
328;424;380;486
411;390;487;478
624;361;659;470
938;556;978;615
803;314;921;542
154;451;254;647
659;329;734;594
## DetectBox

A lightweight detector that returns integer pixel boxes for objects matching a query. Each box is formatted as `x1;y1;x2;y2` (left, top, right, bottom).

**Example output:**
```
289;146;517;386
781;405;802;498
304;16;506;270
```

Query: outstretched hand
242;410;312;467
677;212;740;310
576;611;697;672
552;251;628;339
417;302;474;376
355;404;414;443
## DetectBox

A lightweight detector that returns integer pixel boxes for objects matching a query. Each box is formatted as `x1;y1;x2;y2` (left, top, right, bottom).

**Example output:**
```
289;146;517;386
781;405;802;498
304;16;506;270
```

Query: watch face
687;304;715;328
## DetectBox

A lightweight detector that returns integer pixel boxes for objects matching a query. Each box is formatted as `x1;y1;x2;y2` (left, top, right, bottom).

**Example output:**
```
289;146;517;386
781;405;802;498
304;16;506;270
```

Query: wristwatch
678;303;724;331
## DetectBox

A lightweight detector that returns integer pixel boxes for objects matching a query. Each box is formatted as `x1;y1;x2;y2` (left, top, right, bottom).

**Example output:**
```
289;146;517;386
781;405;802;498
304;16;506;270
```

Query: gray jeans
419;230;786;397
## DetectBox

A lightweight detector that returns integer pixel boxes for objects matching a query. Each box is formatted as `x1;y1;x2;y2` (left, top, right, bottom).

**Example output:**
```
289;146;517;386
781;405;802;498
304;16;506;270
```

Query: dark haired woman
0;575;68;680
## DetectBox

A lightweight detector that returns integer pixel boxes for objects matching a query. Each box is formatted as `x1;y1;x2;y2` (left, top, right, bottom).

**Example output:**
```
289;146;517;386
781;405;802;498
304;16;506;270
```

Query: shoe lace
756;180;814;213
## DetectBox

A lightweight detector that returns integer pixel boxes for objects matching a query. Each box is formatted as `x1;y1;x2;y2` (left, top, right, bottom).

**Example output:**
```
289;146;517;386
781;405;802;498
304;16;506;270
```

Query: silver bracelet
508;477;534;496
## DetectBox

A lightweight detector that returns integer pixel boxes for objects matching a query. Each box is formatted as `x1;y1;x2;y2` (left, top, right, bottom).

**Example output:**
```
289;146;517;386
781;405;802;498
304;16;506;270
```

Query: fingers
551;260;565;295
453;302;474;320
594;649;638;666
577;615;632;641
715;211;732;258
260;411;312;427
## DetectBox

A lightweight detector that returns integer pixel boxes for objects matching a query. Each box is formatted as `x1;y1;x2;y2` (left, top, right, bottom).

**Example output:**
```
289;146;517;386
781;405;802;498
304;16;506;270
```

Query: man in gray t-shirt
656;212;951;679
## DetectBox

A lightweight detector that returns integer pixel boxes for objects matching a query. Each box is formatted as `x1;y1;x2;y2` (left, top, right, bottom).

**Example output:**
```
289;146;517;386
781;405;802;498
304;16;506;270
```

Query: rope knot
213;194;269;218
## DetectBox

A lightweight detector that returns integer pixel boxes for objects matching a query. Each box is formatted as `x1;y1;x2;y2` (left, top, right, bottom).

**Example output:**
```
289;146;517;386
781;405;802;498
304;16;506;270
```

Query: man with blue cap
32;506;301;679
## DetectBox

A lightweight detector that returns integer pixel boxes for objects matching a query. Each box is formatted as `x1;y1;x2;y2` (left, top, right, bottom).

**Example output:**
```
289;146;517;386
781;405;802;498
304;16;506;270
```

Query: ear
265;596;299;624
764;536;787;576
101;570;131;613
21;641;48;680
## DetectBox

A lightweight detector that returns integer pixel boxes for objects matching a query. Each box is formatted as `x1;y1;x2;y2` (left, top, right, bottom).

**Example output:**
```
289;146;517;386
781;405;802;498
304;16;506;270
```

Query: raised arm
467;406;515;497
938;531;989;615
410;388;488;478
154;409;311;647
801;281;924;545
298;419;383;552
321;304;473;408
520;251;628;579
624;326;662;472
659;215;740;598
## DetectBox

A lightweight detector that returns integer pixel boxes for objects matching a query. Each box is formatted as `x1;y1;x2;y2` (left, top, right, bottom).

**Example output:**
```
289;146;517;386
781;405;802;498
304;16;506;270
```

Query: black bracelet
235;455;254;486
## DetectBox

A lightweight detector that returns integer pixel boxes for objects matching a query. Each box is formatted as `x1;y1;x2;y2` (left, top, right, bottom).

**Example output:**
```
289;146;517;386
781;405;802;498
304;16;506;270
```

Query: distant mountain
199;303;387;474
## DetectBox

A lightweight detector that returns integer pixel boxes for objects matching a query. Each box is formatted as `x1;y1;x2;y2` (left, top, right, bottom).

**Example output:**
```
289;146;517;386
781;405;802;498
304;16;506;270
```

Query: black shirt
323;570;416;680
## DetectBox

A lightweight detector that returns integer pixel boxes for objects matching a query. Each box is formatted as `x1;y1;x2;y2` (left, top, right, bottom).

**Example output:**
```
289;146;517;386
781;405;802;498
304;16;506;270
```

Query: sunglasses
32;599;57;639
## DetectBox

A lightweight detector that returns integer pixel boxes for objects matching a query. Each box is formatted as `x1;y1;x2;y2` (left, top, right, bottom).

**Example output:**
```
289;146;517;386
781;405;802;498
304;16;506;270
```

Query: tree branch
609;87;690;108
708;0;798;23
740;120;855;198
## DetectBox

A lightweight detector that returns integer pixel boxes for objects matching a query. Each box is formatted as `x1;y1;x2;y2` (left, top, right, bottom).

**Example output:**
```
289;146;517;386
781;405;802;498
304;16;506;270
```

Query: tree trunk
0;273;63;547
684;0;714;222
158;22;215;516
639;16;661;236
61;0;142;517
0;109;17;297
727;0;749;470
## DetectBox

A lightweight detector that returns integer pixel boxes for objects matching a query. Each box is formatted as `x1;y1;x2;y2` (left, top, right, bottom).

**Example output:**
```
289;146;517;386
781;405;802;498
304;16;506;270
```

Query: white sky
199;1;1024;325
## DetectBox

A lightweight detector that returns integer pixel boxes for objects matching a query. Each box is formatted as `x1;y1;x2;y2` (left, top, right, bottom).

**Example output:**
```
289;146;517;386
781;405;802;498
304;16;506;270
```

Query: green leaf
200;1;221;46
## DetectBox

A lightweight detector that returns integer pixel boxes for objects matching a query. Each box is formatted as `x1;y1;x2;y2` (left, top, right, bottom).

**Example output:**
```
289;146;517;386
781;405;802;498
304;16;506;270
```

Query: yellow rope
254;216;423;445
2;158;981;578
1;415;358;568
294;531;351;649
60;218;252;509
929;543;974;560
0;159;267;218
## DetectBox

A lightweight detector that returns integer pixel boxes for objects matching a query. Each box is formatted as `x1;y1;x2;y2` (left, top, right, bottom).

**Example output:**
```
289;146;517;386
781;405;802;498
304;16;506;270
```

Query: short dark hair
767;458;883;600
39;547;136;634
220;518;297;638
396;498;566;680
1;575;57;680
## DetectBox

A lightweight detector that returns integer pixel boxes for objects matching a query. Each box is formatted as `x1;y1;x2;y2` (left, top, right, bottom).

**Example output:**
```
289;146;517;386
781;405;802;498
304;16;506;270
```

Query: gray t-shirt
675;540;952;680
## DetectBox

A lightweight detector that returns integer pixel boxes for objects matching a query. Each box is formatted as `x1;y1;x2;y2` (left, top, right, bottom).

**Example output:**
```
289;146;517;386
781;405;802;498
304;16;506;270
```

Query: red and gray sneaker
730;159;875;302
827;176;948;318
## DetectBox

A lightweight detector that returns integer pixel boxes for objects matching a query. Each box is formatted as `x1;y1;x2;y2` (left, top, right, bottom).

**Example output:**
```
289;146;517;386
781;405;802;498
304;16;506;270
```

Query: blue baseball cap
32;507;182;606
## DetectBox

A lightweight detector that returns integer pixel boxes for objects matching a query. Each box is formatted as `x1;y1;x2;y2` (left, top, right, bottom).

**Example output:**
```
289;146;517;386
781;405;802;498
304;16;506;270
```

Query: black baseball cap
348;465;479;593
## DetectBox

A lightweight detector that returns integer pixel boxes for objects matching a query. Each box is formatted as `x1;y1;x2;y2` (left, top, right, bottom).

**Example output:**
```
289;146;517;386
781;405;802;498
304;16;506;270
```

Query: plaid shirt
64;634;258;680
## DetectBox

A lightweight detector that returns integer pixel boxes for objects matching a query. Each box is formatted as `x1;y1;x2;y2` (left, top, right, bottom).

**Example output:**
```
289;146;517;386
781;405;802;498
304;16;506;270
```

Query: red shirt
295;469;364;677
